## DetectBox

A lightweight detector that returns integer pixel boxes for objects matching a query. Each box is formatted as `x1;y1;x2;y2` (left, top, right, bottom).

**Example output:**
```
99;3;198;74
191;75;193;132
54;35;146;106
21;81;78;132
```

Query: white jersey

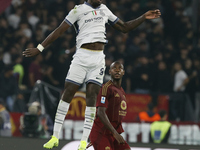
65;2;118;48
173;70;188;92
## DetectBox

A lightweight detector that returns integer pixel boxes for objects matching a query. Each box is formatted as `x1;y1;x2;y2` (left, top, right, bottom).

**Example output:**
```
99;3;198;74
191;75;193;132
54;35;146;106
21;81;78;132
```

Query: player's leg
77;48;105;150
53;81;80;137
43;82;79;149
90;129;114;150
78;83;101;150
44;61;86;149
113;139;131;150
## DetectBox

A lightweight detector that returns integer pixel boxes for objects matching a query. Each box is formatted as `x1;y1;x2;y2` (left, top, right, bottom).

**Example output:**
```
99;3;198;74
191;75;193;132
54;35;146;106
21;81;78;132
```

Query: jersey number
99;68;104;75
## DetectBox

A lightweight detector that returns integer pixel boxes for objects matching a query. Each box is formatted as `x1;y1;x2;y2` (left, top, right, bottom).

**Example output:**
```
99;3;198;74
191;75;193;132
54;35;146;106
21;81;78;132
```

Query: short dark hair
159;110;167;118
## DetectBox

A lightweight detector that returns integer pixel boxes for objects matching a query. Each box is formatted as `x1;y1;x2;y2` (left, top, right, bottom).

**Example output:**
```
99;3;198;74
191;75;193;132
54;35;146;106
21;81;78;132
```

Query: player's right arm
23;21;70;57
97;107;125;144
23;5;79;57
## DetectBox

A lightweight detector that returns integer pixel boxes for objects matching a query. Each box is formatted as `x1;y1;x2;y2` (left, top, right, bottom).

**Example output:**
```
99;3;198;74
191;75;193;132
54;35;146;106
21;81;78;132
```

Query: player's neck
111;79;121;88
87;0;101;8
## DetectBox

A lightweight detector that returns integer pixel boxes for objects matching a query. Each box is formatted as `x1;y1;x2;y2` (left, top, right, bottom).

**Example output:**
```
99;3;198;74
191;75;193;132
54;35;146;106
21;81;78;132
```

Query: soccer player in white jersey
23;0;161;149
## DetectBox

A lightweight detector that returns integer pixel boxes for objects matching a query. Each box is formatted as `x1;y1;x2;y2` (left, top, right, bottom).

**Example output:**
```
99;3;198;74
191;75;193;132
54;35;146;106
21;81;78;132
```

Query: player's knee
86;83;101;95
86;96;96;106
62;82;80;102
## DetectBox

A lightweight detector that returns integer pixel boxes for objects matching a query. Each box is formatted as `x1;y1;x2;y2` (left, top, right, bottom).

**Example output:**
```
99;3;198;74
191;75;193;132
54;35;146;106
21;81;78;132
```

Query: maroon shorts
90;129;130;150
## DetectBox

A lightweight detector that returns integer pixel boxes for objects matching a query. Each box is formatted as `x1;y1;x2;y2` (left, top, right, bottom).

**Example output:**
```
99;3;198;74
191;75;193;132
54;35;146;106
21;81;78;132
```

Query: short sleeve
64;5;79;26
96;86;111;108
106;6;119;25
181;71;188;80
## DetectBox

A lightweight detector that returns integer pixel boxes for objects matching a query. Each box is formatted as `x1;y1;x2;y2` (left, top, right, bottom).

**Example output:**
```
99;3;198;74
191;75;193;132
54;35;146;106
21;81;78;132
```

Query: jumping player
89;61;129;150
23;0;161;149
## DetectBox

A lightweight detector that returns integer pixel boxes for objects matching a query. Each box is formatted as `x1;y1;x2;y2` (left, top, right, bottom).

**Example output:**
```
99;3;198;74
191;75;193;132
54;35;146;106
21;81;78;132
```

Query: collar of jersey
84;2;101;9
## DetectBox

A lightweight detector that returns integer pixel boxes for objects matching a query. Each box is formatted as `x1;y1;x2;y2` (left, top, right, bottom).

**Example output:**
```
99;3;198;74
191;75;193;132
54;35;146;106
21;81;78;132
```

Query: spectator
170;62;189;121
178;47;189;65
0;99;12;137
26;10;39;30
28;54;43;88
184;59;198;109
32;101;53;137
51;51;71;88
20;101;53;138
13;54;24;86
17;22;32;39
154;61;171;93
150;110;171;143
0;65;18;112
7;7;22;29
173;62;188;92
126;36;141;60
133;56;153;94
138;102;160;122
13;93;26;113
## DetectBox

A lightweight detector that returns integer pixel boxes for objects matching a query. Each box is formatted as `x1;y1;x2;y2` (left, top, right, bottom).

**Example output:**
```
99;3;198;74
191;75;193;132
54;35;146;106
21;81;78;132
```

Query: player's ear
122;70;125;76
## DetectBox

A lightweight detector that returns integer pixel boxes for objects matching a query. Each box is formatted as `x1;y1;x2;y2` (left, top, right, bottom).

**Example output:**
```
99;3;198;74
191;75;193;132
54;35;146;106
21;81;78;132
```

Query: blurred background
0;0;200;149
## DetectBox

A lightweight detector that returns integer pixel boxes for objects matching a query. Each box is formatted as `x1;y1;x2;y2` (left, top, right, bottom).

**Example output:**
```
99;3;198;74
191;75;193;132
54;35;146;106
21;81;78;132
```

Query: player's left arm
112;9;161;33
97;107;125;144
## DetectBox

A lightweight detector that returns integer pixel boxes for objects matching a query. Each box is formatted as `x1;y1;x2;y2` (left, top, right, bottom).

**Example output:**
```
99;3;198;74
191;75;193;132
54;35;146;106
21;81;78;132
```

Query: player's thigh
113;140;131;150
85;56;105;86
66;62;87;85
90;132;113;150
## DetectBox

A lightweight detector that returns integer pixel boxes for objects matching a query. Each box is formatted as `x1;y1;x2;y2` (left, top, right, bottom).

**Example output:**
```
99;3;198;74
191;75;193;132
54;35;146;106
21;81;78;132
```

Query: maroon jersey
92;80;127;135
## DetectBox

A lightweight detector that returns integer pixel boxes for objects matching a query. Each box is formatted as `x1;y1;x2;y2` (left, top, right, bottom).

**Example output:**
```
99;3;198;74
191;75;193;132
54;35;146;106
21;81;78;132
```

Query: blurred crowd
0;0;200;115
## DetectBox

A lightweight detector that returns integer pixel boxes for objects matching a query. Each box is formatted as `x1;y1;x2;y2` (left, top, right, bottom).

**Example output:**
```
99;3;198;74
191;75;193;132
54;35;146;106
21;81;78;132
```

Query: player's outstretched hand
23;48;40;57
113;132;125;144
144;9;161;19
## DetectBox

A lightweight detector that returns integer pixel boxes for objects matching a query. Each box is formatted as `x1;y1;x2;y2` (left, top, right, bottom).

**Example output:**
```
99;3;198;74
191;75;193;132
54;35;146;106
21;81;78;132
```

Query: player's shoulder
101;80;113;95
100;4;107;8
71;4;85;12
102;80;113;88
100;4;110;10
121;87;126;93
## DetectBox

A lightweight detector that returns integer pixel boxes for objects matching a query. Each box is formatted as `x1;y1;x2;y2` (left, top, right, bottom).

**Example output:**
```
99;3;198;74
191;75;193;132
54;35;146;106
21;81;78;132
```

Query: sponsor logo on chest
84;10;104;23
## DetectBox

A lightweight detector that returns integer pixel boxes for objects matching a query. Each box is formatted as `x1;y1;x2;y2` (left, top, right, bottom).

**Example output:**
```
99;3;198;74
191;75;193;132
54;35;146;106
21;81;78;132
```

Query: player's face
109;63;125;80
89;0;102;7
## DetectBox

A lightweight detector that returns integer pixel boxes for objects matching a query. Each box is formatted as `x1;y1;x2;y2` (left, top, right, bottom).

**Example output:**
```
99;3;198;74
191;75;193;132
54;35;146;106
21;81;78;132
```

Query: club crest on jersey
121;100;127;110
100;10;105;16
101;96;106;104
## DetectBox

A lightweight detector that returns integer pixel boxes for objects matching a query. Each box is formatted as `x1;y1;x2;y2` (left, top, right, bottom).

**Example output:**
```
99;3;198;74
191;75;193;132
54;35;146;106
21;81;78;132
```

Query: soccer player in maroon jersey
89;61;130;150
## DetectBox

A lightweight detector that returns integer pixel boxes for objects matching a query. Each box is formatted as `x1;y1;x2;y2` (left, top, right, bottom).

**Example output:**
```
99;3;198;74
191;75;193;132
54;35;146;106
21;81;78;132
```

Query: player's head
87;0;102;8
109;61;125;80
